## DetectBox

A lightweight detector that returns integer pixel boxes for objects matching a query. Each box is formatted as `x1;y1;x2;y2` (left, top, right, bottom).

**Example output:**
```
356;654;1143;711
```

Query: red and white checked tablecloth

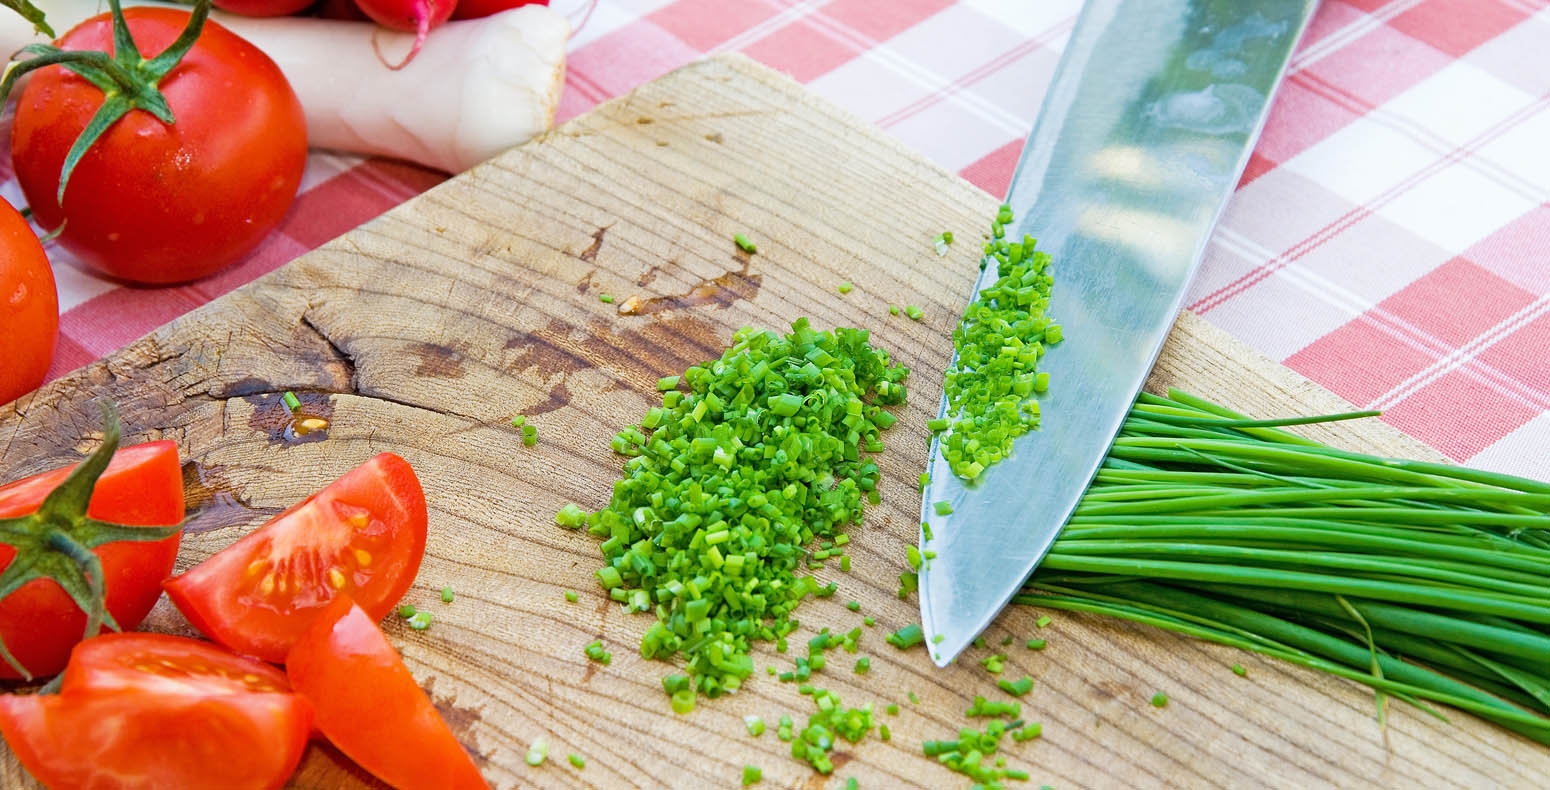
6;0;1548;481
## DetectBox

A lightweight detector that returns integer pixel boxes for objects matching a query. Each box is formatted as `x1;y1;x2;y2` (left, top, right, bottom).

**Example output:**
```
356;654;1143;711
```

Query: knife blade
918;0;1318;666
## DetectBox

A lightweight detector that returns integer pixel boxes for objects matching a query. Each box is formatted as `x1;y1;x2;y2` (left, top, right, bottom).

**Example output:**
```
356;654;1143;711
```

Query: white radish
1;2;570;174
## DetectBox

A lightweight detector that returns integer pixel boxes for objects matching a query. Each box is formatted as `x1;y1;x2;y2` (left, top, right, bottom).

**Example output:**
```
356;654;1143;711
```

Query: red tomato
0;441;184;679
165;453;427;663
0;197;56;406
0;688;310;790
61;632;291;696
452;0;549;20
11;8;307;284
287;595;486;790
213;0;316;15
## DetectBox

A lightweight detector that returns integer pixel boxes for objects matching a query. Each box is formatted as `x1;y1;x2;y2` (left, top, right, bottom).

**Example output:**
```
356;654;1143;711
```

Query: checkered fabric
7;0;1548;481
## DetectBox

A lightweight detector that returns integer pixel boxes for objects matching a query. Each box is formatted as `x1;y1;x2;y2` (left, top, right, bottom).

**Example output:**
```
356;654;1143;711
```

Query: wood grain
2;53;1544;789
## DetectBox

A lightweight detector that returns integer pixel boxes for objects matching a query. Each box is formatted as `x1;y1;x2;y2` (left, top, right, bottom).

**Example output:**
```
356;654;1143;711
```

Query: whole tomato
11;7;307;284
0;198;56;405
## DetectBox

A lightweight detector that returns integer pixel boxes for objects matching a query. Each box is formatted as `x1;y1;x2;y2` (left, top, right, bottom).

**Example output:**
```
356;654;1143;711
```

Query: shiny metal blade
918;0;1317;666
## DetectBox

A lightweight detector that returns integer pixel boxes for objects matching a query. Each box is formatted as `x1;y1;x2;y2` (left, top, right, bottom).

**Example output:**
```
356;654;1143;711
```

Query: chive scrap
933;500;953;516
526;738;548;766
886;624;923;649
734;233;757;253
1012;722;1042;742
742;765;762;785
853;657;870;674
599;294;615;304
1036;615;1051;628
522;424;537;446
397;604;416;618
583;640;612;665
670;688;695;714
564;590;578;603
441;587;454;604
906;545;922;571
568;753;586;769
886;703;899;715
281;391;301;412
863;616;875;627
407;611;432;630
1025;639;1045;650
1233;664;1247;677
998;676;1034;696
889;305;900;316
979;653;1007;674
897;572;918;600
846;600;861;612
931;634;944;644
908;691;919;704
790;688;875;775
905;305;923;321
880;724;891;741
1151;693;1169;708
837;282;853;294
746;715;766;736
555;503;587;528
925;713;1032;785
846;778;858;790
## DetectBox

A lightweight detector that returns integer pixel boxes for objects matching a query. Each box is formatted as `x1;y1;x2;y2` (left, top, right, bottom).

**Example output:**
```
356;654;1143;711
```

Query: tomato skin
451;0;549;20
287;596;487;790
213;0;316;15
0;688;310;790
11;9;307;284
165;453;427;664
0;441;184;679
61;632;292;697
0;198;57;406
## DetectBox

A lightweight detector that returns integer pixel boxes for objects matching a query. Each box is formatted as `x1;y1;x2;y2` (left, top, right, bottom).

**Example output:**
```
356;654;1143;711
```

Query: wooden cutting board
3;53;1546;789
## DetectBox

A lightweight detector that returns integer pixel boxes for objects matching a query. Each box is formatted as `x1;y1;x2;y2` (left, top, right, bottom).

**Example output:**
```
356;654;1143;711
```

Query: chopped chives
1232;664;1247;677
281;391;301;412
745;715;766;736
863;616;875;627
555;502;587;528
846;600;860;612
599;294;614;304
670;688;695;714
564;590;578;603
407;612;432;630
1151;692;1169;707
1036;615;1051;628
998;676;1034;696
742;765;762;785
837;282;853;294
931;634;944;644
889;305;900;316
569;753;586;769
734;233;757;253
905;305;923;321
1025;639;1045;650
440;587;454;603
908;691;919;704
397;604;416;618
906;545;922;571
880;724;891;741
853;657;870;674
846;778;858;790
886;624;923;649
526;738;547;766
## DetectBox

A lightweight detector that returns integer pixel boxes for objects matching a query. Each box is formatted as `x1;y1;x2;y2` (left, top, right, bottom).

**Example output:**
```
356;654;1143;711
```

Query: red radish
317;0;371;20
213;0;315;15
452;0;546;21
353;0;456;68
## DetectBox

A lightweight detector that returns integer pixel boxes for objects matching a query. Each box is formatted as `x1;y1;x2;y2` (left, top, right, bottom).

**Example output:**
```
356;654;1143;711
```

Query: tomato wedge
165;453;426;663
61;632;291;697
287;595;486;790
0;688;310;790
0;440;183;679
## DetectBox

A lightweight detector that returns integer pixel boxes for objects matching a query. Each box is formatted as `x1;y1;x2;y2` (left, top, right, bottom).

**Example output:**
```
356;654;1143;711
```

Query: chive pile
937;205;1059;483
1018;388;1550;742
561;320;908;700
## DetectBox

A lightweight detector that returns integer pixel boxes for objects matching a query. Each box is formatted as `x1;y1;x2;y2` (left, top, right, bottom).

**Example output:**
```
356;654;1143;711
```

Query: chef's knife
918;0;1318;666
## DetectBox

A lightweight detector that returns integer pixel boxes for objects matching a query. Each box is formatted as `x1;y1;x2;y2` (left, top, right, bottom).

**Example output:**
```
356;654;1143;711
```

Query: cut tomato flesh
287;595;487;790
165;453;426;663
61;632;291;697
0;688;310;790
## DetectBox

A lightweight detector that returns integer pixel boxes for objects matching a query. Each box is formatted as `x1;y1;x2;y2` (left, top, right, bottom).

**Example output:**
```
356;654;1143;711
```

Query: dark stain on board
246;392;333;446
421;677;490;769
412;342;468;379
576;268;596;294
617;257;761;316
504;316;723;411
636;263;664;287
802;753;853;790
579;226;608;263
181;461;281;535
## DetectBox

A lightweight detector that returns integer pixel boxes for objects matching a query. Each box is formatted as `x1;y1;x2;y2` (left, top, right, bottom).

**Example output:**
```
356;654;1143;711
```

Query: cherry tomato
11;8;307;284
287;595;486;790
61;632;292;696
0;688;310;790
0;441;184;679
0;197;56;406
165;453;427;663
452;0;549;20
213;0;316;15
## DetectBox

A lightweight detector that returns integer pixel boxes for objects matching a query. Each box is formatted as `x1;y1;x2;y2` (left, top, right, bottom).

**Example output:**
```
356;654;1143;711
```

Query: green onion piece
1036;615;1051;628
555;502;587;528
441;587;454;603
599;294;615;304
854;657;870;674
846;600;861;612
905;306;923;321
281;391;301;412
1025;639;1045;650
909;691;920;704
880;724;891;741
906;545;922;571
397;604;416;618
408;612;432;630
746;715;766;736
998;676;1034;696
568;753;585;769
511;415;526;426
742;765;763;785
933;501;953;516
890;305;900;316
564;590;578;603
887;624;923;649
1151;693;1169;708
526;738;548;766
1232;664;1247;677
932;634;944;644
671;689;695;714
846;777;858;790
838;282;853;294
734;233;757;253
656;375;680;391
864;616;875;627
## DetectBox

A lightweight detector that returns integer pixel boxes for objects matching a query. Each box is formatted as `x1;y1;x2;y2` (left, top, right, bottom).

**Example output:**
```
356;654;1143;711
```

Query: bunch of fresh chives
1014;389;1550;743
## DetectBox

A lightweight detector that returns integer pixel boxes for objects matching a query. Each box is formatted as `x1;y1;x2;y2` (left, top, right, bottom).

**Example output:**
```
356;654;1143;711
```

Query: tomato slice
287;595;486;790
61;632;291;697
0;688;310;790
0;440;184;679
165;453;426;663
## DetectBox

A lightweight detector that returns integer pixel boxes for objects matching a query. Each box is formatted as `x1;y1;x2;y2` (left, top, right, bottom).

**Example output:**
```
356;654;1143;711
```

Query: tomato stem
0;0;212;205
